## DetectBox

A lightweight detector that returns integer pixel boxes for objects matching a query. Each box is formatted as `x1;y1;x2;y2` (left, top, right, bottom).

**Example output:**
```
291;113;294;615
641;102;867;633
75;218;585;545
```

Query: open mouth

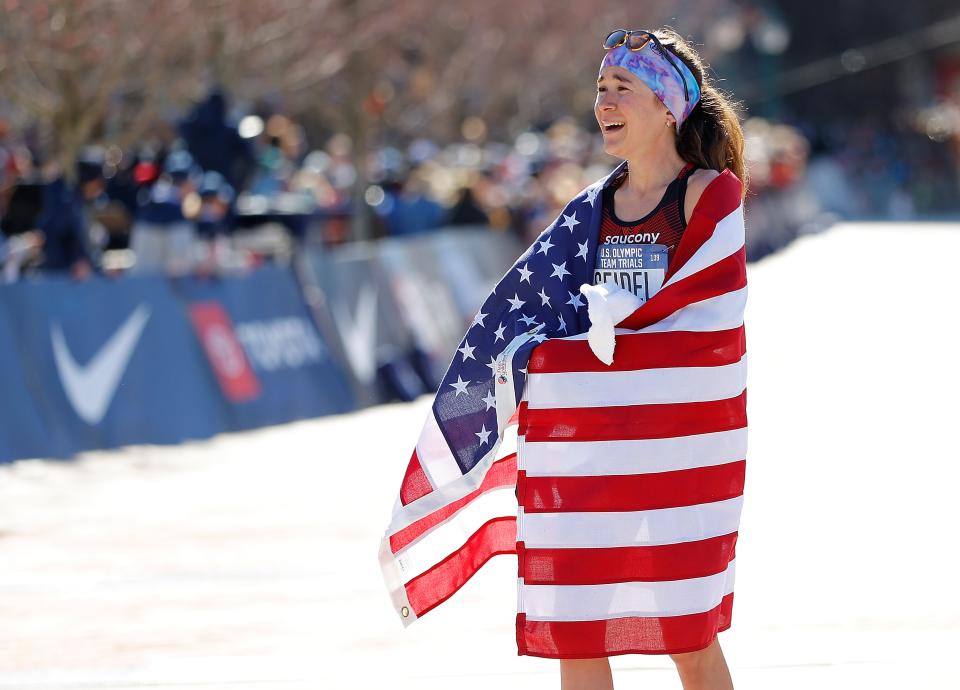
603;122;625;132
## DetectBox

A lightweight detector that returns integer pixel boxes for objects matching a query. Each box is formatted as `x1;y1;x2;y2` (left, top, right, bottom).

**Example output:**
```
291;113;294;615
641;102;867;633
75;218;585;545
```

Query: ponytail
656;29;749;199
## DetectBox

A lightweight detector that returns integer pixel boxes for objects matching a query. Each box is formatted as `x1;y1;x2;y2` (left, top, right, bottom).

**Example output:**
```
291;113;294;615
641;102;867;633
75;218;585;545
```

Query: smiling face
595;65;674;160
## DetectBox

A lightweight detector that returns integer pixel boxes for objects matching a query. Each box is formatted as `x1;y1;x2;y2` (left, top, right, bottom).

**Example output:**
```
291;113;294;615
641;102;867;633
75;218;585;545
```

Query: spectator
128;150;200;275
194;170;238;274
179;89;254;193
33;147;105;279
0;230;43;283
446;185;490;227
381;168;444;236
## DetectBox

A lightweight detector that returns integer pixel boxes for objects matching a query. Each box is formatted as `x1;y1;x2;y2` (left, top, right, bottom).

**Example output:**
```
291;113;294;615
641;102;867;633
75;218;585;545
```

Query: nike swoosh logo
332;284;378;384
51;304;152;425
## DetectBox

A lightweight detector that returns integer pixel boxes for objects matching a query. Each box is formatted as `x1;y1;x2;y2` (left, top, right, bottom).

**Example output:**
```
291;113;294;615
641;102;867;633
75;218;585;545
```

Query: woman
379;26;748;690
554;27;747;690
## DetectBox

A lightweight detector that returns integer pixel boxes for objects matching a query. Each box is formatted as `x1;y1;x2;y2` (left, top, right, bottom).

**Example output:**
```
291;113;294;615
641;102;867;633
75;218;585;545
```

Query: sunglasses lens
603;30;626;50
626;32;651;51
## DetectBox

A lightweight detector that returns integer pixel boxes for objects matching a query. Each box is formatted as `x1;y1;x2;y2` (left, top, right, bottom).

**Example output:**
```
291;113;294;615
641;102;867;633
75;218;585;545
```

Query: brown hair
655;28;749;199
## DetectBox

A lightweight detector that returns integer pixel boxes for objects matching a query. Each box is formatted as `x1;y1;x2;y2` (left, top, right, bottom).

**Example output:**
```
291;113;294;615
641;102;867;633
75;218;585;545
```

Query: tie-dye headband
601;42;701;133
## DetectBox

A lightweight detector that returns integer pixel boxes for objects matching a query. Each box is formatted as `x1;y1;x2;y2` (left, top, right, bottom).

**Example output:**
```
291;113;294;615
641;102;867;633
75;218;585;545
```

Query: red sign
188;301;261;402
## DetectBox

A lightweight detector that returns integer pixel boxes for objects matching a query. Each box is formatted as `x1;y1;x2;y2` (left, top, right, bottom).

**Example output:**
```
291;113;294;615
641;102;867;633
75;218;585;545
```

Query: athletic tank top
593;162;696;303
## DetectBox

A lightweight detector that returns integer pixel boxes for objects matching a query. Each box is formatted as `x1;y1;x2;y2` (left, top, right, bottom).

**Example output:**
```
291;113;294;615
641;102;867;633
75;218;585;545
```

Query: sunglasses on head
602;29;689;103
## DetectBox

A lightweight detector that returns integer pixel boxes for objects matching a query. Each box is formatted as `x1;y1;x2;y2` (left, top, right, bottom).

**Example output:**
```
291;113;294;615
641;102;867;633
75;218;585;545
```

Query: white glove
579;281;643;365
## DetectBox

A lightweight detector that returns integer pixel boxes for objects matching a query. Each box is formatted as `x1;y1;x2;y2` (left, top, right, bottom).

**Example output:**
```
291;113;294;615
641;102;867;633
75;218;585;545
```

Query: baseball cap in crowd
198;170;235;205
164;150;201;184
76;145;106;185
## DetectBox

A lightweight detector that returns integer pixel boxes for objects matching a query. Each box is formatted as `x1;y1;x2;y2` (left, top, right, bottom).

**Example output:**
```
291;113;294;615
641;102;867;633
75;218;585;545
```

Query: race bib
593;243;668;303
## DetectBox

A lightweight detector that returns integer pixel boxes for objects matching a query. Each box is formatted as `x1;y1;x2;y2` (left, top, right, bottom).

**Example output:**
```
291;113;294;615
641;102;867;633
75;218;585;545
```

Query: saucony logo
51;304;152;425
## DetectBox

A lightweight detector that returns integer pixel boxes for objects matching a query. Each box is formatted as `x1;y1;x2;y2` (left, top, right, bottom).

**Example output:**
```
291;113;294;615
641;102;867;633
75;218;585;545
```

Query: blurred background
1;0;958;412
1;2;959;689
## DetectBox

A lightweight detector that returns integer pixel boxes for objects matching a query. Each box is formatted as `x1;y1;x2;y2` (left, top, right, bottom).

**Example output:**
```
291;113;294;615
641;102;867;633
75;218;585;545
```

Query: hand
71;259;92;281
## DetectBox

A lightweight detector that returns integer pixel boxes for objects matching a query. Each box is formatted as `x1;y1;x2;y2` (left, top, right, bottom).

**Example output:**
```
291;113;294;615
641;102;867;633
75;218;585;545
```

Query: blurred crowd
1;87;958;282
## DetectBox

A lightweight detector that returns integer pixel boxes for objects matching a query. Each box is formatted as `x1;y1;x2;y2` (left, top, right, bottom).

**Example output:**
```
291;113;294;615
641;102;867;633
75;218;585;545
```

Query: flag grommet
401;606;409;618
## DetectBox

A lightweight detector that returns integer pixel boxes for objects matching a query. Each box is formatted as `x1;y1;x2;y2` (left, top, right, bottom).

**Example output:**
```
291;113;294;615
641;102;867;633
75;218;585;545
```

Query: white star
583;185;601;206
475;424;492;445
518;313;537;327
520;367;528;374
567;291;584;310
560;212;580;232
449;375;470;396
550;261;571;280
486;356;498;375
472;311;487;328
516;263;533;284
507;293;525;311
558;313;567;333
457;340;476;361
494;322;506;342
576;240;589;261
533;332;548;343
537;235;555;256
482;390;497;411
537;287;551;307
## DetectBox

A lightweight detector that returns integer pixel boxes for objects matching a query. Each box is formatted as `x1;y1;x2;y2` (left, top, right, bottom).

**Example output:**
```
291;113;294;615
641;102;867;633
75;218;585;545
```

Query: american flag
379;162;747;642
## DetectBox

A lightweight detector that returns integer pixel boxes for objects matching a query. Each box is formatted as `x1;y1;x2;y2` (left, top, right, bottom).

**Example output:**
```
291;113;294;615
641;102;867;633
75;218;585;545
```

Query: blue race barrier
0;275;228;462
0;229;519;464
300;243;428;406
0;267;354;463
0;304;61;461
174;265;355;429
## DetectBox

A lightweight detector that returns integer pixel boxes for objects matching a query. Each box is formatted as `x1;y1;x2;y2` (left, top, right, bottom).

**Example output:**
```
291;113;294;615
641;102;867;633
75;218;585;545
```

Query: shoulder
683;168;721;224
683;168;742;224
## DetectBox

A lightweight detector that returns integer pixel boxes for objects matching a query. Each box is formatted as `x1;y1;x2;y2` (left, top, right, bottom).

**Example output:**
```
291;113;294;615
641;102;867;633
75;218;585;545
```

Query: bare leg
559;657;614;690
670;638;734;690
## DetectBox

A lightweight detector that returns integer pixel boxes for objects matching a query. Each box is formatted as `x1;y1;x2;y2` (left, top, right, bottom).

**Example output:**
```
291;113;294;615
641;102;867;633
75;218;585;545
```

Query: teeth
604;122;625;129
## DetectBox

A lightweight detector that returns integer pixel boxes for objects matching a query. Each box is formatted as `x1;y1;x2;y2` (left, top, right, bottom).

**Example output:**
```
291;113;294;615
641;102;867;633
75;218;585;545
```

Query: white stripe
525;355;746;409
385;423;517;537
662;204;745;289
378;537;417;627
638;285;747;333
520;495;743;548
395;487;516;584
416;411;466;488
496;329;538;431
560;287;747;339
521;428;748;477
521;559;736;621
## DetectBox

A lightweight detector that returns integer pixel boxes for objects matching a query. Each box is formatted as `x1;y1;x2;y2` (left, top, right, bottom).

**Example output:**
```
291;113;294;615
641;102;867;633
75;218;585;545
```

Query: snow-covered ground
1;222;958;689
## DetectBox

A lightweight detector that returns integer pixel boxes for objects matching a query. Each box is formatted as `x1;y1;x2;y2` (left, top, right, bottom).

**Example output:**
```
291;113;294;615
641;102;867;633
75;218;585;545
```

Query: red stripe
399;449;433;506
665;169;744;286
528;326;746;374
618;245;746;331
519;533;738;585
522;390;747;442
389;454;517;553
405;516;517;617
522;460;745;513
517;592;734;658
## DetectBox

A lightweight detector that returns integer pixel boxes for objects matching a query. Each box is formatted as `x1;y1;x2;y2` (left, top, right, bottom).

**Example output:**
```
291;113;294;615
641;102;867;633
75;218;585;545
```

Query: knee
559;657;612;690
669;639;717;673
